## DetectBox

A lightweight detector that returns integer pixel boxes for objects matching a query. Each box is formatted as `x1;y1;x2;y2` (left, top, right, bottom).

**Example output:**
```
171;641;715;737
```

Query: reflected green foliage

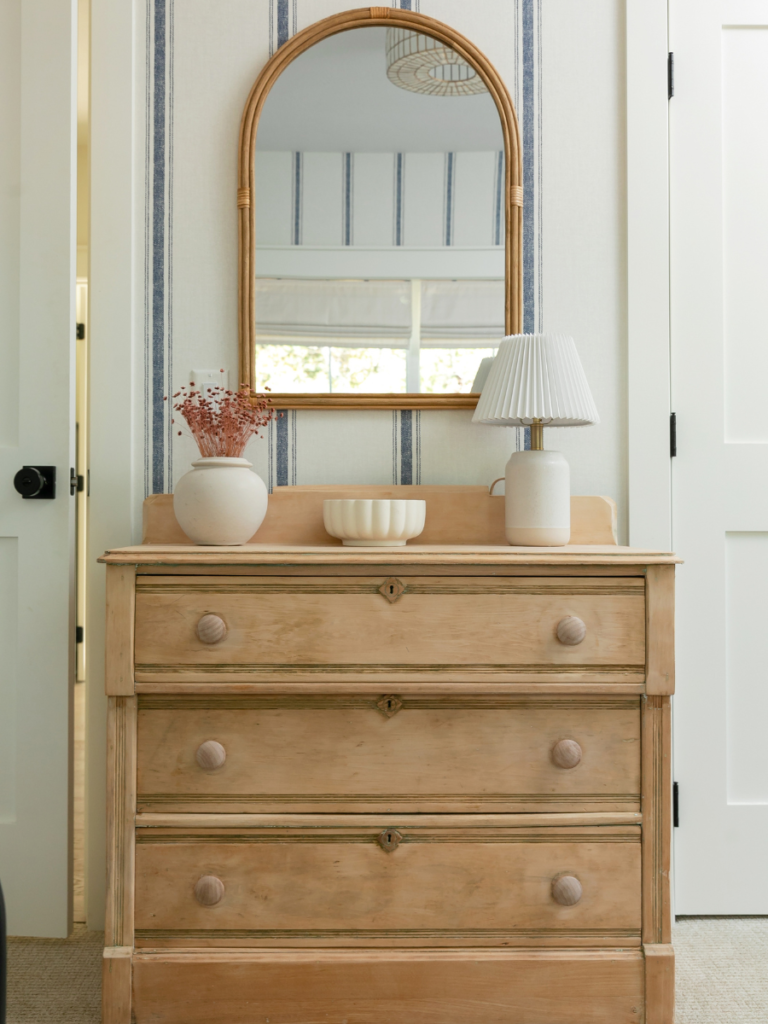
255;344;495;394
420;347;497;393
256;344;406;393
255;345;328;393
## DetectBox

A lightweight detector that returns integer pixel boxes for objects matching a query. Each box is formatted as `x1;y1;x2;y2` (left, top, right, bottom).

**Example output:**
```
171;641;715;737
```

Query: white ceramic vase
173;457;268;545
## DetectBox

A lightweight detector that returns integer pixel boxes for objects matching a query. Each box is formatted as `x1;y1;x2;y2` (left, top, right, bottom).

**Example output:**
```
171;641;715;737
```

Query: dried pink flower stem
167;378;279;458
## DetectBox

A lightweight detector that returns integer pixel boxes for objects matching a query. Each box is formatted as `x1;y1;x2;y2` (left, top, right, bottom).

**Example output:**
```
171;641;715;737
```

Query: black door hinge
670;413;677;457
76;625;84;644
76;322;85;340
668;52;674;99
673;782;679;827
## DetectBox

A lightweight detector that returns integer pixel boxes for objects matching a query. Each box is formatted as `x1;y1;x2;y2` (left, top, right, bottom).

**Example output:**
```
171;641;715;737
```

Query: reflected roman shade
254;278;505;347
254;279;411;346
420;279;504;345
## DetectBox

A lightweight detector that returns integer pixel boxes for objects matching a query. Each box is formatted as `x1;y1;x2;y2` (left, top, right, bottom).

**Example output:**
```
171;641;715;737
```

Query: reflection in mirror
253;26;505;395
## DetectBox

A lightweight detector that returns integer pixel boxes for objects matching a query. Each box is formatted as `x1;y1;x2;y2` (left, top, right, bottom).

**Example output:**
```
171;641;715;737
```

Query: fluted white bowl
323;499;426;546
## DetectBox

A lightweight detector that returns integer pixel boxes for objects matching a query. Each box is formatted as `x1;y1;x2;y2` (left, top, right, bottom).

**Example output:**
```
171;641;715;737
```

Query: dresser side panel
105;696;137;947
105;564;136;696
645;565;675;695
644;943;674;1024
641;696;672;944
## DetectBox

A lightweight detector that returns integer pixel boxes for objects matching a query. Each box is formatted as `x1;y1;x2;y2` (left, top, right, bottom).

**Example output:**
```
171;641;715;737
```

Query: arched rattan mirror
238;7;521;409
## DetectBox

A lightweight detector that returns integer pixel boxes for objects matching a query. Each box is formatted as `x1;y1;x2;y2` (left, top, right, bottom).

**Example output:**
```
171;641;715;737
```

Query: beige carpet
7;926;102;1023
6;919;768;1022
674;917;768;1022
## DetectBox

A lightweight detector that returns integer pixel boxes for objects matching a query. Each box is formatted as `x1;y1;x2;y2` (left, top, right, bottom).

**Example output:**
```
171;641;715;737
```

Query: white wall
88;0;628;926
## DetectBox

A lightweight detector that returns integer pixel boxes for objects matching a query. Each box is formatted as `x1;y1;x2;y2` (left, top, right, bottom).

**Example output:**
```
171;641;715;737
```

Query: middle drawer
136;695;640;813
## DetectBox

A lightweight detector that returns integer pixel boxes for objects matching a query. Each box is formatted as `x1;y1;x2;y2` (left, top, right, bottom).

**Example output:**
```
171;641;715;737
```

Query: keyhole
377;826;402;851
389;585;394;594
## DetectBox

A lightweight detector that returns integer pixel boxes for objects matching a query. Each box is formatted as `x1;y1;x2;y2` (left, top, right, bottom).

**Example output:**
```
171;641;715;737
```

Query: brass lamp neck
530;420;544;451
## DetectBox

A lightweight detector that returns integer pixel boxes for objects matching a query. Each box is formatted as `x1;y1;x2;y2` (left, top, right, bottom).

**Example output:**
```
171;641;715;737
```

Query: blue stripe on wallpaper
143;3;151;494
342;152;353;245
292;152;302;245
400;411;413;484
151;0;166;494
392;412;420;485
394;153;404;246
166;0;175;487
276;409;289;486
444;152;455;246
537;0;543;326
277;0;290;48
522;0;535;334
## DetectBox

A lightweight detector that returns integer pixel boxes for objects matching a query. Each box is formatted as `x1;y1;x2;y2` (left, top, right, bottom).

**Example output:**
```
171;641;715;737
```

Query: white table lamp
472;334;599;546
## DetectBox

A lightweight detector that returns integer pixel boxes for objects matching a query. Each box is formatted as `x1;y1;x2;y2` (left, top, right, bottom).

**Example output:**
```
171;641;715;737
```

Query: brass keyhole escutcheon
378;577;405;603
377;828;403;852
376;694;403;718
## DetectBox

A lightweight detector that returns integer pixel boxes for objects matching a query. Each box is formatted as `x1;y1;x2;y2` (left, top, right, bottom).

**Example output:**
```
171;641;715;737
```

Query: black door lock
13;466;56;499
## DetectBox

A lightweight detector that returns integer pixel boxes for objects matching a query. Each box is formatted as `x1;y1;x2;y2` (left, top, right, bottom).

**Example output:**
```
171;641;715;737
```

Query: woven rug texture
6;918;768;1022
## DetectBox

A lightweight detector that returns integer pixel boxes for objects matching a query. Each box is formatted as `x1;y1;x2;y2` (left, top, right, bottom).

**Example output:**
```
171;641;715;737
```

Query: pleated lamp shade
472;334;600;427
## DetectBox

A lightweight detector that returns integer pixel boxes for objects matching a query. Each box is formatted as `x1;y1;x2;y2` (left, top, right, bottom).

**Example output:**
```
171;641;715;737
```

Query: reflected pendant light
385;29;489;96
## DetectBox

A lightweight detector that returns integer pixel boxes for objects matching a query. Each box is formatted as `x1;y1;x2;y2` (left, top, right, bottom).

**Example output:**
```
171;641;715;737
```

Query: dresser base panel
131;949;647;1024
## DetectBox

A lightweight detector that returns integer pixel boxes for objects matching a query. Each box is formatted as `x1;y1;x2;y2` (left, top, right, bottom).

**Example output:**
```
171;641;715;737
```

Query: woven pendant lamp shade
472;334;600;427
386;29;489;97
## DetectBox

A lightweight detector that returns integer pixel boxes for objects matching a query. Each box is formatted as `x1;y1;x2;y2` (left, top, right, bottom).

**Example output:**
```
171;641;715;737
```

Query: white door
671;0;768;912
0;0;77;935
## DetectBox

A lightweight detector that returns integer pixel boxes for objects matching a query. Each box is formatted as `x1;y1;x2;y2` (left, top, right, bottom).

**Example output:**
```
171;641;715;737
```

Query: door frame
86;0;137;930
626;0;672;553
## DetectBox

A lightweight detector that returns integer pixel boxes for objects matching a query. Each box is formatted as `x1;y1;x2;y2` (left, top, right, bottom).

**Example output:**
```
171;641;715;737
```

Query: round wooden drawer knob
196;614;227;645
552;874;583;906
556;616;587;646
196;740;227;771
194;875;225;907
552;739;582;770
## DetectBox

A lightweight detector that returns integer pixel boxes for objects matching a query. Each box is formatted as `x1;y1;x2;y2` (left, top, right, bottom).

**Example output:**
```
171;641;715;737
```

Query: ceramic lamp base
504;449;570;547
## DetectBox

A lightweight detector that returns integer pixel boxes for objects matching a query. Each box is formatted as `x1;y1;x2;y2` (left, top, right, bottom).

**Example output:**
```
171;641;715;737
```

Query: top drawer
134;576;645;683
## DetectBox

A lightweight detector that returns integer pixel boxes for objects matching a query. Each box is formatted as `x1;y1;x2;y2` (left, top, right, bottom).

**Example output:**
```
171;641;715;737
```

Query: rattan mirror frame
238;6;522;409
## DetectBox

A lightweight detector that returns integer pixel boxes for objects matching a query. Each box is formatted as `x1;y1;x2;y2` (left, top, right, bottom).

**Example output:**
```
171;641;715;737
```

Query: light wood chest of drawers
101;528;676;1024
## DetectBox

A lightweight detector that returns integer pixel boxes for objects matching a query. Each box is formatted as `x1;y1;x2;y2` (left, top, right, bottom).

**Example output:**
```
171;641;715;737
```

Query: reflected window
254;278;502;394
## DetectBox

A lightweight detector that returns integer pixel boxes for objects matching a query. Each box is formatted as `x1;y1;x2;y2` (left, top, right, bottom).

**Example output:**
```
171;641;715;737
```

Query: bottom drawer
134;817;641;948
131;949;646;1024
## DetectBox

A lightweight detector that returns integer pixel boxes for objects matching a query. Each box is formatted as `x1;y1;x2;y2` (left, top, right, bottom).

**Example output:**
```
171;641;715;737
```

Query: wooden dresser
100;488;676;1024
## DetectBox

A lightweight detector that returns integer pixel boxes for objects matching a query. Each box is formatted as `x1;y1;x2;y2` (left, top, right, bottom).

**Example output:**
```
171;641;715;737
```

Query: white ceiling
257;27;503;153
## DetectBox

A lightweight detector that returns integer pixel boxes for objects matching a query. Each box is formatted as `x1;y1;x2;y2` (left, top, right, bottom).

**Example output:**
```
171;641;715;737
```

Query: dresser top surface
100;543;680;567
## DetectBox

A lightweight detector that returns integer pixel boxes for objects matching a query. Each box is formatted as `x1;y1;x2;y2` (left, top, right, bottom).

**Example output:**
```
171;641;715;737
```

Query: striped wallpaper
142;0;544;497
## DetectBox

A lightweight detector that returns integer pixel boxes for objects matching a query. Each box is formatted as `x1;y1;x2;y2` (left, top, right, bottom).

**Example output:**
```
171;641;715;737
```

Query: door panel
0;0;76;935
671;0;768;911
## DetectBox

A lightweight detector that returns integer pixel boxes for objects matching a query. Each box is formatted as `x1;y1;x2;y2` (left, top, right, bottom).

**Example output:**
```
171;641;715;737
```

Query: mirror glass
253;26;505;395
